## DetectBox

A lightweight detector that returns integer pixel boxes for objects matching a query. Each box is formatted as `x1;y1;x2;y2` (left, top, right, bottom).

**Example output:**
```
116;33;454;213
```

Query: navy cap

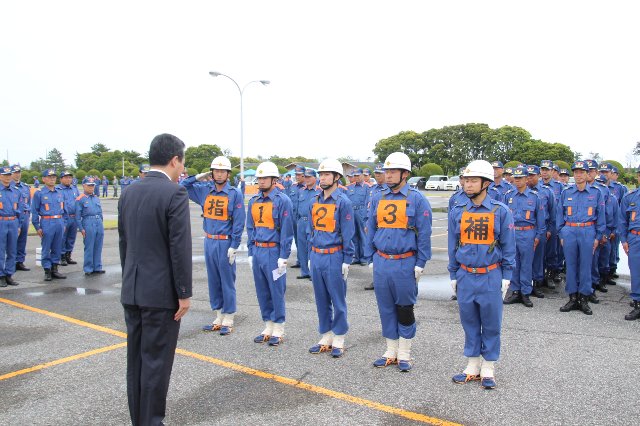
512;166;529;177
598;162;611;172
294;165;306;174
491;161;504;168
304;169;317;178
540;160;553;169
611;166;619;173
10;164;21;173
0;166;12;175
585;159;599;169
353;168;363;176
527;165;540;175
139;164;150;173
595;174;606;183
559;168;569;175
553;165;560;172
571;161;588;171
59;170;73;178
374;163;384;173
42;168;57;177
362;168;371;175
504;167;514;175
82;177;97;185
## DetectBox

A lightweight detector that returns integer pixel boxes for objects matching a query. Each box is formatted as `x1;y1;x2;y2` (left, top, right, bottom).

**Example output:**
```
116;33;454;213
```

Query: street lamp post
208;71;270;182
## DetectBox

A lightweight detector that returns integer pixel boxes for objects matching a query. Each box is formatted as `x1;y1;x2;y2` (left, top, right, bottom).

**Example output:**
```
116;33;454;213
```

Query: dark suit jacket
118;171;192;309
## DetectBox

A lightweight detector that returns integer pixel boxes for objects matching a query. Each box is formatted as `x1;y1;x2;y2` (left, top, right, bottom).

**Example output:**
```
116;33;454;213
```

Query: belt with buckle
255;241;277;248
565;221;594;227
83;215;102;219
0;216;16;221
460;262;501;274
41;215;62;219
376;250;415;260
206;233;230;240
630;229;640;235
312;245;343;254
515;225;535;231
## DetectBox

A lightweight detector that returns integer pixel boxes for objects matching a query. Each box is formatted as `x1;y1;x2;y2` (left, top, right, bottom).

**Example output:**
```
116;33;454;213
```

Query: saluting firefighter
448;160;515;389
503;166;546;307
305;159;355;358
247;162;294;346
618;166;640;321
75;177;105;275
181;156;246;335
365;152;432;372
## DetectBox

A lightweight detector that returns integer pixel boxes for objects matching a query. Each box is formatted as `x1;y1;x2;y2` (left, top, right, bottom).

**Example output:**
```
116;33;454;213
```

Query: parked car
408;176;427;190
444;176;460;191
425;175;449;190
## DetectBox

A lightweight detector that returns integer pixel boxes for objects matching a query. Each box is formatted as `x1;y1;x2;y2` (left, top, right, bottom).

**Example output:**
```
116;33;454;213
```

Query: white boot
221;313;234;327
397;337;413;371
331;334;344;349
261;321;274;337
212;310;222;326
318;331;334;346
480;358;495;378
272;322;285;337
382;338;399;359
463;356;482;376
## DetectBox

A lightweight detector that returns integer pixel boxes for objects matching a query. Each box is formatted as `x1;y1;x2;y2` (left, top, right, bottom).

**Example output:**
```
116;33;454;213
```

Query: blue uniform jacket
504;187;546;240
593;182;616;235
532;182;555;230
75;193;103;231
447;195;516;280
365;184;432;268
305;190;356;264
556;184;606;240
56;184;80;224
0;184;21;221
31;186;67;230
246;188;294;260
10;180;31;216
346;182;370;221
618;189;640;242
297;185;320;220
181;177;246;250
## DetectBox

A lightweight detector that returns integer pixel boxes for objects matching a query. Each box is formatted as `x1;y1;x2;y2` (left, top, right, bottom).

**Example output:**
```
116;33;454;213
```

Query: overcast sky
2;1;639;169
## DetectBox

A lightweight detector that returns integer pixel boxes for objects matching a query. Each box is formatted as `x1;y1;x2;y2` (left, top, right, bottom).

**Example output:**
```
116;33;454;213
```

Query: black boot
605;273;616;286
552;270;562;284
588;291;600;304
59;254;68;266
610;268;619;279
594;279;608;293
66;252;77;265
521;294;533;308
44;269;53;282
625;301;640;321
560;293;579;312
51;264;66;279
531;281;545;298
503;291;522;305
578;294;593;315
5;276;19;286
364;282;374;290
15;262;30;271
0;277;6;287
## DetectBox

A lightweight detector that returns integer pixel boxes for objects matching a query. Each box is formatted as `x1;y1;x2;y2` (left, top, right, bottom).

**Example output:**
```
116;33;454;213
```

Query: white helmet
383;152;411;172
255;161;280;178
462;160;494;182
210;156;232;171
317;159;344;176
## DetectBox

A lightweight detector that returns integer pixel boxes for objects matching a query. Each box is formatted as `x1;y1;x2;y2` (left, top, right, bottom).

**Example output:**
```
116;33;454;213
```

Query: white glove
414;266;423;281
227;247;237;265
277;258;287;274
450;280;457;293
342;263;349;280
368;262;374;269
308;260;311;271
501;279;510;299
196;172;210;181
248;256;253;270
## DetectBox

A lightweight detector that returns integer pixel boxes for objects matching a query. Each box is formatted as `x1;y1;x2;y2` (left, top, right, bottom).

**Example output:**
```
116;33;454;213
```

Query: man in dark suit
118;133;192;426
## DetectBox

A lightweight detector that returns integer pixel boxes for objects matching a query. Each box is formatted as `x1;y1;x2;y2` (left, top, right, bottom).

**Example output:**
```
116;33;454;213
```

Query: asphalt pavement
1;192;638;426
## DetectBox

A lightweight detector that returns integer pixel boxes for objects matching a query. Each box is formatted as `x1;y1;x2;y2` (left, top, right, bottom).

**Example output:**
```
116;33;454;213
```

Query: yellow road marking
0;342;127;381
0;298;460;426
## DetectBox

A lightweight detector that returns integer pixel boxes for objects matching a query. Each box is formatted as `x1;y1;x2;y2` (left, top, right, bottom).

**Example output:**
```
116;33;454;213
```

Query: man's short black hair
149;134;185;167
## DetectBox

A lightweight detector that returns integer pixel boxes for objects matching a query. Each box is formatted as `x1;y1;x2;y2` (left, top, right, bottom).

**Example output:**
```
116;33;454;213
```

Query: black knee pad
396;304;415;326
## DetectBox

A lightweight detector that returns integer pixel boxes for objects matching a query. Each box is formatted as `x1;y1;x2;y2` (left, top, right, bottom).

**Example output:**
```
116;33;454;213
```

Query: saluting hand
174;298;191;321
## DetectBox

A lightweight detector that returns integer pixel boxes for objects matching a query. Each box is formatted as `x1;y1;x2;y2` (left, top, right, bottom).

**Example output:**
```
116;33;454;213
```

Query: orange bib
203;195;229;221
312;203;336;233
460;211;495;245
377;199;408;229
252;202;275;229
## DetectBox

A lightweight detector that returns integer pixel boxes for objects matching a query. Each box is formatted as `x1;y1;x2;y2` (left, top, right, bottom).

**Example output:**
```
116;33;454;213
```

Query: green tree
373;131;426;169
87;169;100;178
91;143;110;155
184;144;223;172
186;168;198;176
101;169;115;180
75;169;87;181
554;160;571;170
418;163;443;179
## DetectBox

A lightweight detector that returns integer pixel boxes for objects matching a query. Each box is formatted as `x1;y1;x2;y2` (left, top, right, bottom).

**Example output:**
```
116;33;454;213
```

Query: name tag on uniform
460;211;495;245
312;203;336;232
377;199;407;229
252;202;275;229
203;195;228;221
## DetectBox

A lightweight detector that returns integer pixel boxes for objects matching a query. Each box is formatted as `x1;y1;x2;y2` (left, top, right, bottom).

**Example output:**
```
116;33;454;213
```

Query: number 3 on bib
377;200;408;229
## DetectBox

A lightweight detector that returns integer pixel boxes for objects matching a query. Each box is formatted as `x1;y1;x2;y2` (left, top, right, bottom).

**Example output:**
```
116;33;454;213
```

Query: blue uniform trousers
456;268;503;361
16;212;29;263
609;235;619;270
532;235;546;281
352;214;366;263
204;238;236;314
292;219;300;266
252;246;286;324
41;218;64;268
63;217;78;253
81;217;104;273
545;229;559;271
557;238;565;269
510;229;535;295
627;234;640;301
597;240;611;278
373;253;417;340
561;227;595;295
310;251;348;335
0;219;19;276
296;217;310;276
102;186;108;197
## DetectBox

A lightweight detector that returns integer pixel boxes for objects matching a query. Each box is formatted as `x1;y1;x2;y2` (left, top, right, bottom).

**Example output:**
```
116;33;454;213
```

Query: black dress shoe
503;291;522;305
364;282;374;290
0;279;6;288
291;263;301;269
92;270;106;274
5;276;19;286
15;262;30;271
296;275;311;280
51;264;66;279
521;294;533;307
85;272;93;276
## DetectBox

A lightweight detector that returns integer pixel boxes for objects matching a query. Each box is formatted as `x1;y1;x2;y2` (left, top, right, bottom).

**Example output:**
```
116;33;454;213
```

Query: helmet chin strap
467;181;490;200
321;175;340;190
387;170;406;190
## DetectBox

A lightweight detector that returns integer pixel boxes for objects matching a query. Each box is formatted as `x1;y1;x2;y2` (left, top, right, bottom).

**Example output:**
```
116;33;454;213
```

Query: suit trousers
123;304;180;426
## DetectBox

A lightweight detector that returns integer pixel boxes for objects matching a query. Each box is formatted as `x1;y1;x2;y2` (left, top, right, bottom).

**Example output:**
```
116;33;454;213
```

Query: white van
425;175;449;190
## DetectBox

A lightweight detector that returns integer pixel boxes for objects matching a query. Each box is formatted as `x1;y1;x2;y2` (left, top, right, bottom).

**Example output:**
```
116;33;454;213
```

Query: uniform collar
211;181;231;194
320;189;340;202
466;194;493;210
514;186;531;196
